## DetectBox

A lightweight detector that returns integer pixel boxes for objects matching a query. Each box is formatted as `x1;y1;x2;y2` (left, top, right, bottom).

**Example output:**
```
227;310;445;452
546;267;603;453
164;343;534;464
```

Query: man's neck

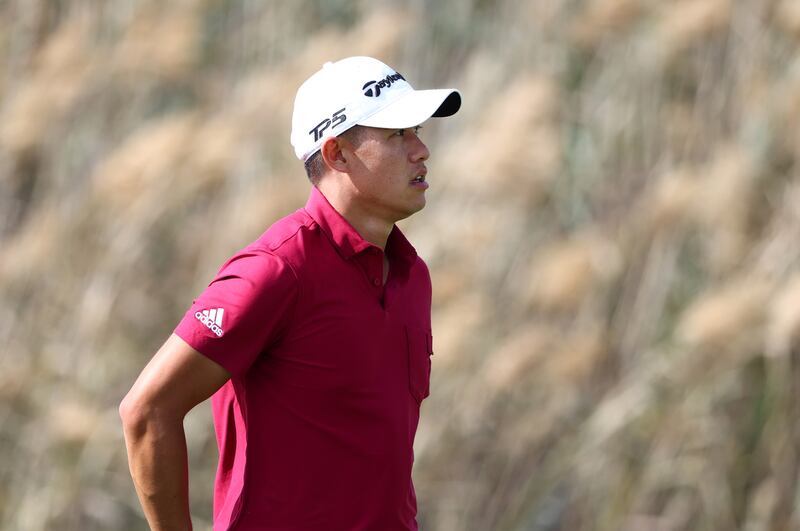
316;183;393;250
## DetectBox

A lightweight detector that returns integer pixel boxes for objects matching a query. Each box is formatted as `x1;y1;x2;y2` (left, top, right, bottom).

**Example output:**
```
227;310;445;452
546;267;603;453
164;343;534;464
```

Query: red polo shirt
174;186;433;530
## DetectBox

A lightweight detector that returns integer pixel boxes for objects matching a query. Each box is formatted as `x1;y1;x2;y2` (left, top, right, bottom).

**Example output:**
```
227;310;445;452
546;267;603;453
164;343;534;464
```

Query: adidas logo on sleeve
195;308;225;337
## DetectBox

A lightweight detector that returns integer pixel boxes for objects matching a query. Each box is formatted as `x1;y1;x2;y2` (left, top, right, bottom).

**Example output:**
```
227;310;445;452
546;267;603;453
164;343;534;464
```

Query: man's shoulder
211;209;316;284
410;254;432;289
247;207;318;257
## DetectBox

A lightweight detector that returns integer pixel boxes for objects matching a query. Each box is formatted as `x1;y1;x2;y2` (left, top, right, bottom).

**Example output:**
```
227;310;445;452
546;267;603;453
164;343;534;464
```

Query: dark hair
304;151;325;185
303;126;365;185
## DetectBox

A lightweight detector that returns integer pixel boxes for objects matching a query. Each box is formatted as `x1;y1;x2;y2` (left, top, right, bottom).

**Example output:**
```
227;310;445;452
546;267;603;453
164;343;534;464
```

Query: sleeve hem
174;326;242;378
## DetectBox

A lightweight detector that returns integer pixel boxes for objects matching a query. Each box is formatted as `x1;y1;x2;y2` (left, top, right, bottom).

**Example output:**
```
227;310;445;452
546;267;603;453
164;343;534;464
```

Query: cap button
373;278;381;286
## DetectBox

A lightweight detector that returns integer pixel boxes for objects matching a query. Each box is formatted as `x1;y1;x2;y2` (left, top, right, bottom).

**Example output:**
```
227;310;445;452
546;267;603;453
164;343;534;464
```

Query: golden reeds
3;1;800;530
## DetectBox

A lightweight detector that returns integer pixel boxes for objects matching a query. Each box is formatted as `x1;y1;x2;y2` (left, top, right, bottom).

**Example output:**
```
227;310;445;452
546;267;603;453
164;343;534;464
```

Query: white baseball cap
291;56;461;161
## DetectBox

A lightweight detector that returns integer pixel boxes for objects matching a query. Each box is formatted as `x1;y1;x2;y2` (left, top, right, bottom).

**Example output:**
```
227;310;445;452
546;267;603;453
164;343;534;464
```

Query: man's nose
409;133;430;162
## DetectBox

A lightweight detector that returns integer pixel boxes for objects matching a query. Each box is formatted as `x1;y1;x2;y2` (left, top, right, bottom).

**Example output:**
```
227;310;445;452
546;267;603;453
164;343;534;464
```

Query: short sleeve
174;248;299;378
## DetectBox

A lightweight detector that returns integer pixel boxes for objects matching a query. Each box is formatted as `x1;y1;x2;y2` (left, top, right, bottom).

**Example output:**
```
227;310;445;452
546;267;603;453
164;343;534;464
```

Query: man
120;56;461;530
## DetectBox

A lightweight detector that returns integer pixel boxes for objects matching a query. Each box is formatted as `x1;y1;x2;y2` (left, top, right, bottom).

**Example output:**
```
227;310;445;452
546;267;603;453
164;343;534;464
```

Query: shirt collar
304;186;418;265
385;224;418;266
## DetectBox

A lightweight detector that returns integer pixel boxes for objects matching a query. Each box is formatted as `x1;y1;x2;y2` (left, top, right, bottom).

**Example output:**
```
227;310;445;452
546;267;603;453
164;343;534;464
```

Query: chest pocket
405;326;433;404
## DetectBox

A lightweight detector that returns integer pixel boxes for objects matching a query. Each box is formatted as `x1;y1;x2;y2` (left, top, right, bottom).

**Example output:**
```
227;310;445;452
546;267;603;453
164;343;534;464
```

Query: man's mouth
410;168;427;184
410;173;429;190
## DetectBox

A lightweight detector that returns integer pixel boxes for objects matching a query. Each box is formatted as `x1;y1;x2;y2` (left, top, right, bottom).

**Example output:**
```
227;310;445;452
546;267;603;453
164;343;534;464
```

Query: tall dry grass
2;1;800;530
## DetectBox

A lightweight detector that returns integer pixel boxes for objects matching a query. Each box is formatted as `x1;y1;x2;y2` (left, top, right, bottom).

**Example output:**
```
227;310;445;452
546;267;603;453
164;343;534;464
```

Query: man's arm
119;333;231;531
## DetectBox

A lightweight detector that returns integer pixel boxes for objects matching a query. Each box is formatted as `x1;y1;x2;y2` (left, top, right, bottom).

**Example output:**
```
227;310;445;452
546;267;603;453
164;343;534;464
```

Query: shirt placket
356;247;386;302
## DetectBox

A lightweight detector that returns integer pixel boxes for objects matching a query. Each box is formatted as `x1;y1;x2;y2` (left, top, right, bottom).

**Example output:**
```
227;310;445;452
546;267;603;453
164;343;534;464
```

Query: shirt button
373;278;381;286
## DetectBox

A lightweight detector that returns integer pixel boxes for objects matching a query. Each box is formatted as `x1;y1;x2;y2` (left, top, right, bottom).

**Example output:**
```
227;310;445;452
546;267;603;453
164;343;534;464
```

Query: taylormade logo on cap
362;73;405;97
290;56;462;161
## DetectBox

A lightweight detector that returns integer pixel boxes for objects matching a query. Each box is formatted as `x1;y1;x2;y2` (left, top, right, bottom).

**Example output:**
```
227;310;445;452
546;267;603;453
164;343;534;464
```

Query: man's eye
394;126;422;138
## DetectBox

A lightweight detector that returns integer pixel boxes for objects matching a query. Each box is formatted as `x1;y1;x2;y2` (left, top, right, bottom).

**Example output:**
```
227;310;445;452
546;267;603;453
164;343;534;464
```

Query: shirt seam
275;251;302;339
261;212;313;254
225;251;301;531
260;216;306;332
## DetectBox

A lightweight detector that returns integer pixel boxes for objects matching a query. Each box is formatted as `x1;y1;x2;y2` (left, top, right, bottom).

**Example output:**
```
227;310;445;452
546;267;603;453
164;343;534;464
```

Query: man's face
343;125;431;223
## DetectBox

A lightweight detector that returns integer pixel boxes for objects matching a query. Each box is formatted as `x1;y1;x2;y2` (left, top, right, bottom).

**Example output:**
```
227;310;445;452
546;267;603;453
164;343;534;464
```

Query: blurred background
2;0;800;529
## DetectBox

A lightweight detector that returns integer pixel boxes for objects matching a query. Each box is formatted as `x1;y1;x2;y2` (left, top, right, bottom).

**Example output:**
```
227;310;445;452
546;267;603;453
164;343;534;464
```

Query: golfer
120;56;461;530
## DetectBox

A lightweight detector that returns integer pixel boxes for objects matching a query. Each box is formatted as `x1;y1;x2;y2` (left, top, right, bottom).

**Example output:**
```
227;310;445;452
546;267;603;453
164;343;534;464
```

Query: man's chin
407;198;426;217
392;202;425;223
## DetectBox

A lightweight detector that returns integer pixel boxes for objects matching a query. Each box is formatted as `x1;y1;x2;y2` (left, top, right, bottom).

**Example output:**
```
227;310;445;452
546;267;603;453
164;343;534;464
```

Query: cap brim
358;89;461;129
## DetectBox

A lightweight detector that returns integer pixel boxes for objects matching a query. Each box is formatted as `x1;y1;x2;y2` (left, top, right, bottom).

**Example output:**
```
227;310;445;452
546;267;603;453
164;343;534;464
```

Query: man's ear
320;136;349;173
